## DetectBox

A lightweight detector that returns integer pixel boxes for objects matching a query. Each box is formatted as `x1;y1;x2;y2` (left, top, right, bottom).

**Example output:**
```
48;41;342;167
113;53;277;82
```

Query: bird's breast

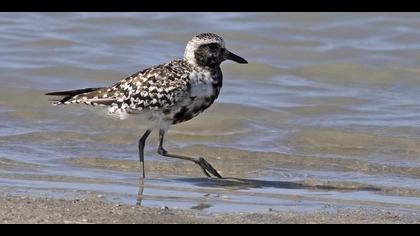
170;96;216;124
167;72;222;124
189;70;215;98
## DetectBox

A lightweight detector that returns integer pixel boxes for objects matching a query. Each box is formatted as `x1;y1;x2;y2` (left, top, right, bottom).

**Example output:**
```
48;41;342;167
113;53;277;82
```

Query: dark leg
157;129;222;178
138;129;152;178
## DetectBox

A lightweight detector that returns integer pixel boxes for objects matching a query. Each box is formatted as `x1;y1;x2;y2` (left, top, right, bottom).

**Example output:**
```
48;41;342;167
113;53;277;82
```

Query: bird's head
184;33;248;69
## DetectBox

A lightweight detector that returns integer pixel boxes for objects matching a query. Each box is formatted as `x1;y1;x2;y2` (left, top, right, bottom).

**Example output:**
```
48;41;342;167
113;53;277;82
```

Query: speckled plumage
54;59;222;128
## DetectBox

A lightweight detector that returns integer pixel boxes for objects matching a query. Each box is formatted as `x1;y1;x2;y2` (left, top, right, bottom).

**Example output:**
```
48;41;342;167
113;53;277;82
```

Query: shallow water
1;12;420;214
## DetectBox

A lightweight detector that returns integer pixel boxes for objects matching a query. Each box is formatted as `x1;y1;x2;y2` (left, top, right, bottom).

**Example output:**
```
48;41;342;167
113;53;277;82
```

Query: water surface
1;12;420;214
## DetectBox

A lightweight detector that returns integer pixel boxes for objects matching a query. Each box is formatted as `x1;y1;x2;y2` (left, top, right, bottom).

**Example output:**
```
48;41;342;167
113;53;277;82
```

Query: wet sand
0;191;418;224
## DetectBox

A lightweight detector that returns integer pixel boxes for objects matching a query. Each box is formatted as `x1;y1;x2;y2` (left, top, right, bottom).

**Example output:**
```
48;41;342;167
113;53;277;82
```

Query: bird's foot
194;157;223;179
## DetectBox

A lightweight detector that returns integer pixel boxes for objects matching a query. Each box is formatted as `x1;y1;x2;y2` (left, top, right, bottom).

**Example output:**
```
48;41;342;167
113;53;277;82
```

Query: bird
45;32;248;179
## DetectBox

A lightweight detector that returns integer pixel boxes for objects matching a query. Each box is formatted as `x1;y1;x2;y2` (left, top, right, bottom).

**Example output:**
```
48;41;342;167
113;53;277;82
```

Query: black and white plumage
46;33;248;178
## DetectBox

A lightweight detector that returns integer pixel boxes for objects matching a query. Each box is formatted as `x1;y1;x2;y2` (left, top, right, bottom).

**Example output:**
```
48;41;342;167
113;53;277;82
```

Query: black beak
225;50;248;64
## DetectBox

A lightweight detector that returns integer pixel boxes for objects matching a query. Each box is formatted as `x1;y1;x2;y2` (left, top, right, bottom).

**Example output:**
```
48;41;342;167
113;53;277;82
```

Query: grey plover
46;33;248;179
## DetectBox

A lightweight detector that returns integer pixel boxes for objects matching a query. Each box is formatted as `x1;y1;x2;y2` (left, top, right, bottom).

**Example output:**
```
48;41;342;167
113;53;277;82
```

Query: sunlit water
1;12;420;214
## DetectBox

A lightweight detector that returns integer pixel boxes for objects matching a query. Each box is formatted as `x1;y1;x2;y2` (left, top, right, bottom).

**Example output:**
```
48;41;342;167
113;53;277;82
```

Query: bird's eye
208;44;219;51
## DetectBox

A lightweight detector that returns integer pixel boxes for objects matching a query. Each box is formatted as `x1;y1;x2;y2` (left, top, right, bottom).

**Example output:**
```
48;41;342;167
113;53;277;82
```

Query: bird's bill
225;50;248;64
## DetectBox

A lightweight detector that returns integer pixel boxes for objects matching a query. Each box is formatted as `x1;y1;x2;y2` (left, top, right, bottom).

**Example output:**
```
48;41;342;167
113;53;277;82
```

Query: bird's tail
45;87;103;105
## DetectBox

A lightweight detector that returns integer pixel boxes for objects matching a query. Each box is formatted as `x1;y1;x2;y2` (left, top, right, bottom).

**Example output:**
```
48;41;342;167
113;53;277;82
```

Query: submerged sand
0;192;419;224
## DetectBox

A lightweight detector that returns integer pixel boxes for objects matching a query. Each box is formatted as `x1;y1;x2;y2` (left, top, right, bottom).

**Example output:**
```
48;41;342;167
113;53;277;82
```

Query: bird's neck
185;60;220;74
183;56;222;71
181;58;223;86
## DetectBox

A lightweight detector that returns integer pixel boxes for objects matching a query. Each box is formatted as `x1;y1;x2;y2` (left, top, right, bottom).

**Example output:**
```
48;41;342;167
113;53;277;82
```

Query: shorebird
46;33;247;179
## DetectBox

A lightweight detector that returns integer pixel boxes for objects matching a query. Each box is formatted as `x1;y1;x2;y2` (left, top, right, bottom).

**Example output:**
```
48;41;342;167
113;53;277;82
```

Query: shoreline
1;191;419;224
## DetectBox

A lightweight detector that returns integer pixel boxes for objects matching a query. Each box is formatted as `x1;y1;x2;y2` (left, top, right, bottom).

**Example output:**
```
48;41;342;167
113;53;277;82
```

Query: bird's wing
116;63;191;112
62;60;191;112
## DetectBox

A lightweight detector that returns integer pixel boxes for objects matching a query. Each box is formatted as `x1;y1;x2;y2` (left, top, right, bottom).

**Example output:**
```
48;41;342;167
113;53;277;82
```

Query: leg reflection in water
136;177;145;206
